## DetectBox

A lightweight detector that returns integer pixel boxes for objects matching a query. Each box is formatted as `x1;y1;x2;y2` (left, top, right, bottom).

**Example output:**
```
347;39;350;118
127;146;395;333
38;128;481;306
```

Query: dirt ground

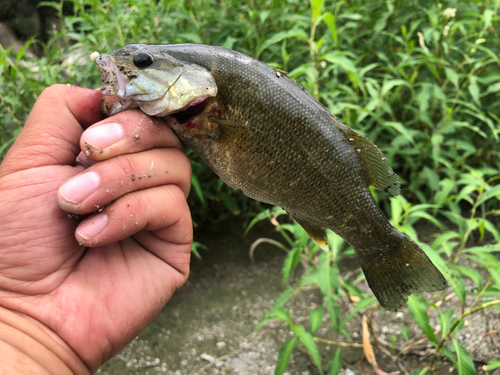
97;219;500;375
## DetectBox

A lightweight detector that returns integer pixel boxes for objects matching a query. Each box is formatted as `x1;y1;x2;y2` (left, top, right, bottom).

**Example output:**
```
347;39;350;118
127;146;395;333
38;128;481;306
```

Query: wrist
0;305;90;375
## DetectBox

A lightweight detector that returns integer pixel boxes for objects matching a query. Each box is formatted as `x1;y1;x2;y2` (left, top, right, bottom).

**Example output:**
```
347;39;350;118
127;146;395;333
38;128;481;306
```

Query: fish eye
133;53;153;68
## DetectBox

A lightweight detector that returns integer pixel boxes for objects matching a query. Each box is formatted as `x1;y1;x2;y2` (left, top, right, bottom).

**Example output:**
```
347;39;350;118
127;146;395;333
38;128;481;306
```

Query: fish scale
94;43;447;310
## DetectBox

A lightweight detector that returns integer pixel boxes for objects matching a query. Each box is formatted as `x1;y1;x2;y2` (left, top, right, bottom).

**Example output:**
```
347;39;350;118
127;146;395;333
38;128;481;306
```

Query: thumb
0;85;103;176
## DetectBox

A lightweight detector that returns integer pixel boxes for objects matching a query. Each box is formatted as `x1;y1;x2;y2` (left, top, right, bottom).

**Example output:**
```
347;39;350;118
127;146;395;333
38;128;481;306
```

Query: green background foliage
1;0;499;373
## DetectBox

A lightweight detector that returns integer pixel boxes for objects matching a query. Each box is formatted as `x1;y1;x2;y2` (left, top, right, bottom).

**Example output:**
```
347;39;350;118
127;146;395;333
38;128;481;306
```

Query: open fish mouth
93;51;218;118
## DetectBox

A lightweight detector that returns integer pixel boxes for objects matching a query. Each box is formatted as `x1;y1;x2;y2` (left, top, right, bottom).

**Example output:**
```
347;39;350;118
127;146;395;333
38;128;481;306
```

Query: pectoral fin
338;125;401;196
288;213;329;251
210;118;265;136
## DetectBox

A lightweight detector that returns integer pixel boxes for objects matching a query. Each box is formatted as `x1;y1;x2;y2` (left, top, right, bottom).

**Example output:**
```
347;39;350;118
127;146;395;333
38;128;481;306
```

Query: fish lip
95;54;129;97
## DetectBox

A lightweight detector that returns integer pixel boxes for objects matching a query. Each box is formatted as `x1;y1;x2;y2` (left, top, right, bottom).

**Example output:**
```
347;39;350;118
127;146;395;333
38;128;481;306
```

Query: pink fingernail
59;172;100;204
77;213;108;240
84;122;124;149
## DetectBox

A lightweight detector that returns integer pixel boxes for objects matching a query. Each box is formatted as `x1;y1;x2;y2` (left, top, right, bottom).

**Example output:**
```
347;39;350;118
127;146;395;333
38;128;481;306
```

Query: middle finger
58;148;191;215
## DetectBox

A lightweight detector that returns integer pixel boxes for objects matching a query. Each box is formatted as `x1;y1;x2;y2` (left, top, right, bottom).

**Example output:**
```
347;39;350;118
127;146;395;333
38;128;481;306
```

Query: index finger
79;110;185;162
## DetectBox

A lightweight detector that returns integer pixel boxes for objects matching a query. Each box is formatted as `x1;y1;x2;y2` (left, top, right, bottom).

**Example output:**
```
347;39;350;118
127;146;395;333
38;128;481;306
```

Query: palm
0;85;192;371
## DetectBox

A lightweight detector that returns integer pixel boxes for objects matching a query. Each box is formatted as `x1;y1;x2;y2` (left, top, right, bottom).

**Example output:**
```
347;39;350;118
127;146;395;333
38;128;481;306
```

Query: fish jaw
94;49;217;117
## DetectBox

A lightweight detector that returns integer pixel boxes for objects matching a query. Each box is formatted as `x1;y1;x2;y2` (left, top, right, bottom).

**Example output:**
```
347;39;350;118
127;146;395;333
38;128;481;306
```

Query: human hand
0;85;192;373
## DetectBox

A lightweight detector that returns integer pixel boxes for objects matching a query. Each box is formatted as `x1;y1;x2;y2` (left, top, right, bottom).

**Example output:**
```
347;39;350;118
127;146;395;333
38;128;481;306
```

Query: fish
93;44;447;311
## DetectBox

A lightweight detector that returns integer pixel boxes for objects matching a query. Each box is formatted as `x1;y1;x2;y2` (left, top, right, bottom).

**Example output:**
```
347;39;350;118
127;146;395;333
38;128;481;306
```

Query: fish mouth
95;54;216;118
95;54;128;97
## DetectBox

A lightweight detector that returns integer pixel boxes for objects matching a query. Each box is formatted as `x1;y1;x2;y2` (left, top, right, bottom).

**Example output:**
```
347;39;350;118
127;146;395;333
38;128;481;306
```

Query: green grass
1;0;499;372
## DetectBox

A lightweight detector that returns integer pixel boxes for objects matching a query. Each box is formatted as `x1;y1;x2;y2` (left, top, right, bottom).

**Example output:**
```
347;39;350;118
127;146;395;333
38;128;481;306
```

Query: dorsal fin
338;125;401;196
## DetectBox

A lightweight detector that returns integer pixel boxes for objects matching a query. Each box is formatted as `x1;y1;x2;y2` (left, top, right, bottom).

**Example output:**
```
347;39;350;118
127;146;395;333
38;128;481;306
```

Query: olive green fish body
95;44;447;310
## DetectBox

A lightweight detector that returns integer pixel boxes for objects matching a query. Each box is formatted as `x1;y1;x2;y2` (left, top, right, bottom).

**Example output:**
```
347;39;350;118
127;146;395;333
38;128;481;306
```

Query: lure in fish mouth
92;46;217;117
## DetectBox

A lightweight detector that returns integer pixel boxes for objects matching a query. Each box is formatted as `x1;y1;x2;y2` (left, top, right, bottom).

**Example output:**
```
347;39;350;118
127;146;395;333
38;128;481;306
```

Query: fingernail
59;171;100;203
84;122;124;149
77;213;108;240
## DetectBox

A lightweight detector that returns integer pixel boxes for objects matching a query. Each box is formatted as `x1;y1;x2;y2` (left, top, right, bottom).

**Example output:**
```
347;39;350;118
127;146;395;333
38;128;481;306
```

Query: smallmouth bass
94;44;447;311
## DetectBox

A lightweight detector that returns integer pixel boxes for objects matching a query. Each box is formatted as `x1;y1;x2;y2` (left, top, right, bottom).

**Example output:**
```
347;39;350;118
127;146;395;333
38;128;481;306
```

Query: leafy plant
248;168;500;373
1;0;499;372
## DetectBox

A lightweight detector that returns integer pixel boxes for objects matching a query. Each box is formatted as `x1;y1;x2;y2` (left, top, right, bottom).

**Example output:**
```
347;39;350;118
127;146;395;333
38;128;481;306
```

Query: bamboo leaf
322;12;337;46
451;338;475;375
309;307;323;335
275;338;299;375
291;325;324;374
325;294;340;332
445;67;459;89
271;289;296;313
410;368;428;375
452;276;466;306
310;0;324;24
322;52;363;91
191;174;205;205
282;248;301;286
381;79;408;97
257;29;308;57
327;348;342;375
407;294;438;344
452;266;482;289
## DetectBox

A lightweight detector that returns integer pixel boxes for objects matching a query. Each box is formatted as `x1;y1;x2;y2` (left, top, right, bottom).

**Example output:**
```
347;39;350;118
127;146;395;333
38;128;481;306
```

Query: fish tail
357;234;447;311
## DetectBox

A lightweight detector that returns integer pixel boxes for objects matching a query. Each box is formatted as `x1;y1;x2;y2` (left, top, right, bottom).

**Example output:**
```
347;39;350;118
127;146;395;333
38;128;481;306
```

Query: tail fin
358;234;447;311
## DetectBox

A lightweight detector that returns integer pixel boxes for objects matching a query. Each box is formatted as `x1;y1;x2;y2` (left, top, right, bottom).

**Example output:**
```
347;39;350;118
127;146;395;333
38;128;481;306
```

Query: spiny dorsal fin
339;125;400;196
288;212;329;251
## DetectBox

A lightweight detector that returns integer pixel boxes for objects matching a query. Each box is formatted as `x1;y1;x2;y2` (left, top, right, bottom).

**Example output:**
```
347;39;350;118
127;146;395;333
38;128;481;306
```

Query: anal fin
288;213;329;251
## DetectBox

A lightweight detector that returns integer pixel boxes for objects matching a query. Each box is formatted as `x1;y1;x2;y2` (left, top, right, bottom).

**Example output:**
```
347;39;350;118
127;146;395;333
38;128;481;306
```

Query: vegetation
1;0;499;373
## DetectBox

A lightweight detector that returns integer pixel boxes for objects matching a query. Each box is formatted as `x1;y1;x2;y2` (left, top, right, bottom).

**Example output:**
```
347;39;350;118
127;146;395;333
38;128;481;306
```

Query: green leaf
452;276;466;306
484;359;500;371
452;266;482;289
275;338;299;375
383;121;415;144
310;0;324;24
190;174;205;205
468;75;481;106
322;51;363;91
438;308;453;340
257;29;308;57
451;338;475;375
381;79;408;97
322;12;337;46
271;289;296;313
325;294;340;332
272;308;293;325
401;326;410;342
445;68;459;89
420;243;448;275
407;294;437;344
282;248;301;286
460;243;500;254
482;9;494;30
191;241;207;260
410;368;428;375
410;211;444;230
476;185;500;206
327;348;342;375
490;269;500;286
291;325;323;374
309;307;323;335
220;193;240;215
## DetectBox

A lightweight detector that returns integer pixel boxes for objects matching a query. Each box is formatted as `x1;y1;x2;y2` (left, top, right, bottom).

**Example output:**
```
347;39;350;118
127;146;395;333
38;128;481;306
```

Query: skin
0;84;193;373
